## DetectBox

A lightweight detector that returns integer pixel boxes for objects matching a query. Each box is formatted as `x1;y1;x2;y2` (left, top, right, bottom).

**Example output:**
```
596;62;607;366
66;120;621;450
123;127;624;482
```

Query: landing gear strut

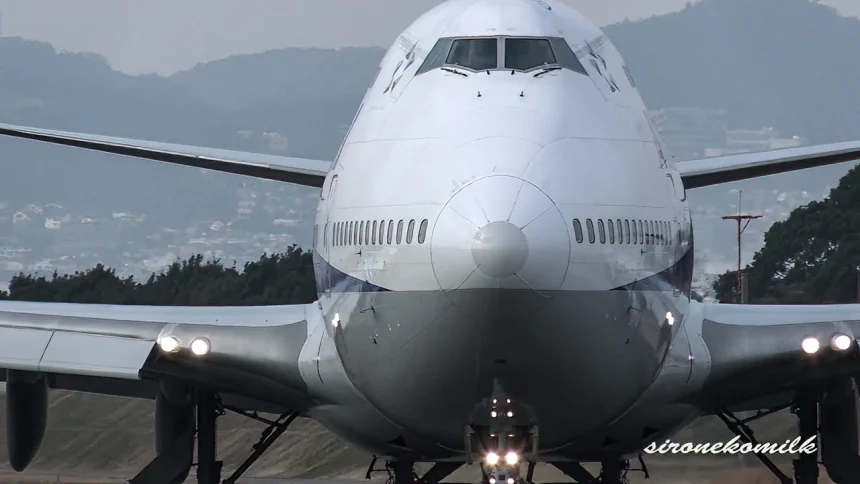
130;386;299;484
717;388;821;484
365;458;461;484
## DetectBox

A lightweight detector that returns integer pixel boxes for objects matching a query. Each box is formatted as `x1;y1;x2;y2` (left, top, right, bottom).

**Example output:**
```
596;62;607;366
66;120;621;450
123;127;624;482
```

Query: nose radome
431;175;570;293
471;221;529;278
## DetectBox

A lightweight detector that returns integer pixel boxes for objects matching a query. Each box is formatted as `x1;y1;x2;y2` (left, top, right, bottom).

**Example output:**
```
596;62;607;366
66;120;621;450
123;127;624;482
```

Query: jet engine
5;370;48;472
820;377;860;483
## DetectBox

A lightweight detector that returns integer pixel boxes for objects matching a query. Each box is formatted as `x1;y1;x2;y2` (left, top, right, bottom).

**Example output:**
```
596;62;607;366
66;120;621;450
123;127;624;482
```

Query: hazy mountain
3;0;860;281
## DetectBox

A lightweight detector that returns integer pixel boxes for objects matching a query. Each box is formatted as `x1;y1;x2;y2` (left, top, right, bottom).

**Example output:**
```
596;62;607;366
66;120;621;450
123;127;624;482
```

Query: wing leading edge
695;301;860;410
0;300;320;411
677;141;860;189
0;122;331;188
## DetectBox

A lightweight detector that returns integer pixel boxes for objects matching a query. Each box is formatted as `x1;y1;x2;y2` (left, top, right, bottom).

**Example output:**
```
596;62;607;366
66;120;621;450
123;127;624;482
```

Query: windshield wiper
441;67;468;77
533;66;562;78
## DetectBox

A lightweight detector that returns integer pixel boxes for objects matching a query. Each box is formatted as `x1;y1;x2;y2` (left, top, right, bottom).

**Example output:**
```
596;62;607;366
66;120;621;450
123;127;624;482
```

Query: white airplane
3;1;860;483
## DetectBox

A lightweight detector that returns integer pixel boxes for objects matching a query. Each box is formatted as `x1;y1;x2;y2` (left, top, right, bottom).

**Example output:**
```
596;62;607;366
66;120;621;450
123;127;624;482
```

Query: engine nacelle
6;370;48;472
820;377;860;484
153;381;195;483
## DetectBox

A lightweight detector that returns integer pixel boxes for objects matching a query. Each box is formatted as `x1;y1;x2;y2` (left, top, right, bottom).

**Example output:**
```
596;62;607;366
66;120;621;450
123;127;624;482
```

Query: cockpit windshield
505;38;556;71
416;36;587;76
446;38;498;71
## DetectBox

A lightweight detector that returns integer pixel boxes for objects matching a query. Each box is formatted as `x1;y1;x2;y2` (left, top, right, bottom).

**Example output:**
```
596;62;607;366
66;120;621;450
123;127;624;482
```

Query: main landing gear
365;457;462;484
129;387;299;484
716;388;821;484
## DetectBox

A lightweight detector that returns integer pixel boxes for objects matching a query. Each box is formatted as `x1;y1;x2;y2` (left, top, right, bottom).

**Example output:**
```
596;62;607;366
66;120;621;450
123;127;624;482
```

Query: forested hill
714;164;860;303
0;246;316;306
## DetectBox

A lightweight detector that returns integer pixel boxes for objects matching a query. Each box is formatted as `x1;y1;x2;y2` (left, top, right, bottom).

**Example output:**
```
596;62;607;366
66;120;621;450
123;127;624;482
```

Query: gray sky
0;0;857;76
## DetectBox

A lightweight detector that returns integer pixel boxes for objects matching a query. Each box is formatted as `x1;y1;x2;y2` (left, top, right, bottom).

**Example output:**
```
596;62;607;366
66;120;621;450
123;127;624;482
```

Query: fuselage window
365;221;371;245
505;38;556;71
350;221;356;246
340;222;345;246
573;219;583;243
372;221;378;245
607;219;615;244
407;219;416;244
586;219;595;244
616;219;623;244
668;222;673;246
379;221;385;245
638;220;644;245
624;220;631;244
359;221;365;245
446;38;498;71
631;220;637;245
418;219;429;244
598;219;606;244
662;222;667;245
334;223;339;246
397;220;404;244
387;220;394;244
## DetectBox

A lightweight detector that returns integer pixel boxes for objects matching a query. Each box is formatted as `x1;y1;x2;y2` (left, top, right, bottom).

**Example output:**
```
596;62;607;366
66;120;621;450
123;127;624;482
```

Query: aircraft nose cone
471;221;529;278
431;175;570;297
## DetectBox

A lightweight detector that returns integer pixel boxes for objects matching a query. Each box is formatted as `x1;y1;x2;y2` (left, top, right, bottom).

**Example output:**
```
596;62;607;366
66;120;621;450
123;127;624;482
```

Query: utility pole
721;191;761;303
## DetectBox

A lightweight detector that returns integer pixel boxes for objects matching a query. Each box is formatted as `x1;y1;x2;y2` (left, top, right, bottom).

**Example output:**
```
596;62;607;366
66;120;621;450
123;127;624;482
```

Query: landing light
507;478;515;484
666;312;675;326
485;452;499;466
489;479;496;484
491;410;498;418
505;451;518;466
191;338;211;356
506;410;514;418
801;337;820;355
832;333;853;351
159;336;181;353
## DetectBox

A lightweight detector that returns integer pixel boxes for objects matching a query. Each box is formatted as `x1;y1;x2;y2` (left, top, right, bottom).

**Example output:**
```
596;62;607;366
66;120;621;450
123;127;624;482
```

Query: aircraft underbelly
333;287;672;454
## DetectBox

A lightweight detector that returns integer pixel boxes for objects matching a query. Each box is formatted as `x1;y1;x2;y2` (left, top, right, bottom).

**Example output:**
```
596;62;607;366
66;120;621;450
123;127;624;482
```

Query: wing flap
678;141;860;188
0;327;53;372
39;332;154;379
0;122;331;188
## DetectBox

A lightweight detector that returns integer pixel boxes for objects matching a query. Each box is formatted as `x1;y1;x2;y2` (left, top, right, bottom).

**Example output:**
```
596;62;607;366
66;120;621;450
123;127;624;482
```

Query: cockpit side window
416;38;455;75
548;38;587;75
504;38;556;71
446;38;499;71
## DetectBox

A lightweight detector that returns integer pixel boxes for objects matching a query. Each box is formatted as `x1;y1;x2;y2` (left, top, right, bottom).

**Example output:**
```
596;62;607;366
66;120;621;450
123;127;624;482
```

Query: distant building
707;127;805;156
648;108;728;161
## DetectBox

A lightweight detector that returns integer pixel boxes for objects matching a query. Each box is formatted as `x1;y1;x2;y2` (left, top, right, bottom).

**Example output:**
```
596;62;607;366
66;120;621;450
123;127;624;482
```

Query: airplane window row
416;36;587;75
331;219;429;247
572;218;673;246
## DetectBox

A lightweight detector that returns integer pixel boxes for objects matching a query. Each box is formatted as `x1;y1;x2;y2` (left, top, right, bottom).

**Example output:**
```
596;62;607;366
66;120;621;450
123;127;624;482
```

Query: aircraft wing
677;141;860;189
0;300;321;411
696;301;860;410
0;122;331;188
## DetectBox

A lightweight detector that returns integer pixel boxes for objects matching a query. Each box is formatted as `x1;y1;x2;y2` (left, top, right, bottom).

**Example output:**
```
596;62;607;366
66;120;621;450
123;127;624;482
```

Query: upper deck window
505;38;556;71
446;38;498;71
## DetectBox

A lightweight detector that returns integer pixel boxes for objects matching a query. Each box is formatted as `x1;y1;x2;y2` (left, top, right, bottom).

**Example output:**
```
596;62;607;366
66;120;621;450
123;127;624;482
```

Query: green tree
714;164;860;303
2;245;316;306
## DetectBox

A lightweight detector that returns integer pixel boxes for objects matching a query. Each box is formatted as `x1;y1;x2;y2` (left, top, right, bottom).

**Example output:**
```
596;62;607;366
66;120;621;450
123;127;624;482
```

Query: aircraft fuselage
309;0;702;461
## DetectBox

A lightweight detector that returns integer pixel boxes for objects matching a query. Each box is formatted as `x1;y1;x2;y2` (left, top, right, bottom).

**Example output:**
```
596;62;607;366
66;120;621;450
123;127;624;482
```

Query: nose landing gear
466;383;539;484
